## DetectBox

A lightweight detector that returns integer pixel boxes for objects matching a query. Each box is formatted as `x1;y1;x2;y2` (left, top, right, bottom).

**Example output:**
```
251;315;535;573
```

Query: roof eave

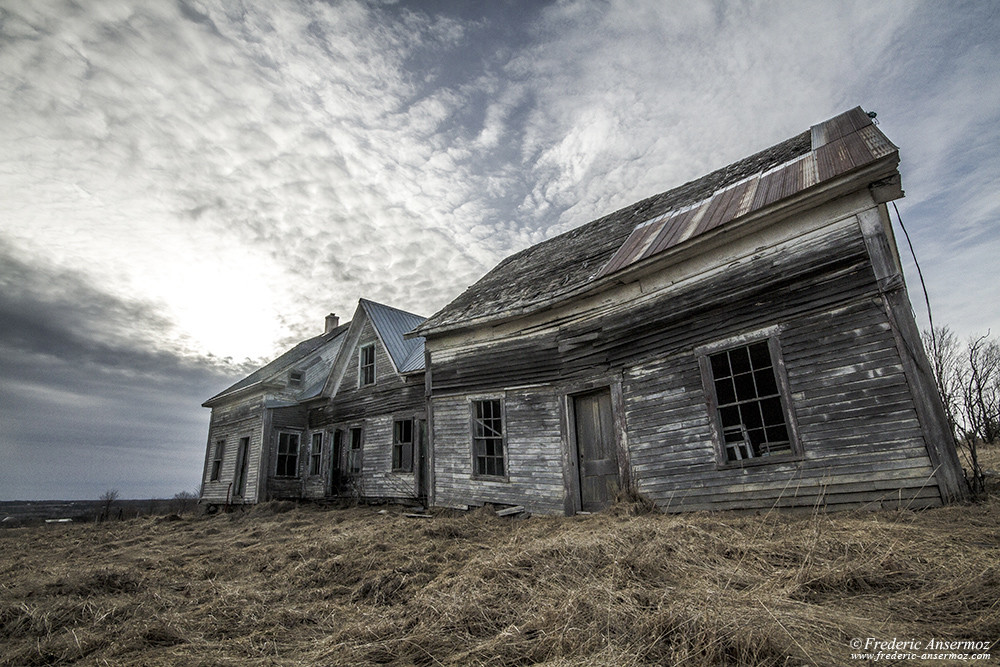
202;381;284;408
414;152;900;340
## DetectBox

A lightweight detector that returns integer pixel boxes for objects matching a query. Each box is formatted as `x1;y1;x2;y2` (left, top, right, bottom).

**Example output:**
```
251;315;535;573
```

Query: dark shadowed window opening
276;432;300;477
472;399;505;477
392;419;413;472
348;427;363;474
310;432;323;475
210;439;225;481
359;343;376;386
708;341;792;462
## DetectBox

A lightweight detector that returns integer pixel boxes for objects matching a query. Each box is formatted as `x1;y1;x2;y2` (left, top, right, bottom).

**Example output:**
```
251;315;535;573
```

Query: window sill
470;473;510;483
715;453;802;470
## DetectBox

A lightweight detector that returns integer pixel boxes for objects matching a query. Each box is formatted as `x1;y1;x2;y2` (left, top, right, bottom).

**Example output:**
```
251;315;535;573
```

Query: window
472;399;505;477
276;432;300;477
310;432;323;475
289;370;304;387
210;439;225;481
392;419;413;472
359;343;376;386
703;338;795;464
348;427;363;474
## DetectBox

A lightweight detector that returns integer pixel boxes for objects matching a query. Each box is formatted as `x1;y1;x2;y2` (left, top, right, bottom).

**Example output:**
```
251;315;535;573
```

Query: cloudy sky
1;0;998;501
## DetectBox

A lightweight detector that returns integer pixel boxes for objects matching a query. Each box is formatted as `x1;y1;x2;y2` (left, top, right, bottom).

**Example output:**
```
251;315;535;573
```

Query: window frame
697;329;802;469
309;432;323;476
289;369;304;387
469;396;508;481
391;418;414;473
347;426;364;474
210;439;225;482
275;431;301;478
358;343;376;387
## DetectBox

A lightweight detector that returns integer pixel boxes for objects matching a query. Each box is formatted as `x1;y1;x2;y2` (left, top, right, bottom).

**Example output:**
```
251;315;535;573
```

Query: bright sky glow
1;0;998;500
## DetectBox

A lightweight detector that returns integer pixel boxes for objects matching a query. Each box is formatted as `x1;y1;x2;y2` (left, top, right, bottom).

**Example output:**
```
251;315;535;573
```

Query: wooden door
233;437;250;498
573;389;619;511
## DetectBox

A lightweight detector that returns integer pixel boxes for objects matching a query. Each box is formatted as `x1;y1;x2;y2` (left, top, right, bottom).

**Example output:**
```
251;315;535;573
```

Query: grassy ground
2;448;999;666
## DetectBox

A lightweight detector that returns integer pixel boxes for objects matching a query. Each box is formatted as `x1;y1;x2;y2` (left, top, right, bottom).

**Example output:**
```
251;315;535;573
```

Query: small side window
392;419;413;472
359;344;376;386
309;432;323;475
210;439;225;482
348;427;363;473
289;370;304;387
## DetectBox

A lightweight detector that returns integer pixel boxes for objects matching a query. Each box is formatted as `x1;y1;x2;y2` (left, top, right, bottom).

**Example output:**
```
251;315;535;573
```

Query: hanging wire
892;200;936;355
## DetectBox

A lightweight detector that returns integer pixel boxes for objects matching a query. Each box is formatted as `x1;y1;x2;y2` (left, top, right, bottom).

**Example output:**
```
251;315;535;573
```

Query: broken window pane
707;340;793;463
472;399;505;477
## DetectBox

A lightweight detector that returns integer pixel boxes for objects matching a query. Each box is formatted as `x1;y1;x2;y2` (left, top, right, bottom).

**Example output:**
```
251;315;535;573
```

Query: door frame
560;375;631;515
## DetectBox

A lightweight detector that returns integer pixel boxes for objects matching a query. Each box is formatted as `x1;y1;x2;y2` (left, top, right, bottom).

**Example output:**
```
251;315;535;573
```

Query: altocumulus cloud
1;0;998;499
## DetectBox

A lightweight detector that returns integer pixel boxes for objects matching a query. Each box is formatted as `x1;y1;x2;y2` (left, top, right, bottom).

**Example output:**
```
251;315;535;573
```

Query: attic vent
289;370;304;387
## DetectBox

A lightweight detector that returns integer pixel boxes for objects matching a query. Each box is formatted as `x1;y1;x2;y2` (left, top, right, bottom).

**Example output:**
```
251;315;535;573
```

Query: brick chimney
325;313;339;333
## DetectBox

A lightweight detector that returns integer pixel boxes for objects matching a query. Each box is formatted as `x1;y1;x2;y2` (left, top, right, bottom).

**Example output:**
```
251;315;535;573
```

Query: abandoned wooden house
410;106;967;514
200;299;427;505
201;107;967;514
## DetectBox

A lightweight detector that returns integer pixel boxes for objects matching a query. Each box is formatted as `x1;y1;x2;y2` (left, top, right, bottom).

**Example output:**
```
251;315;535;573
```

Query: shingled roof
414;107;897;337
202;322;350;407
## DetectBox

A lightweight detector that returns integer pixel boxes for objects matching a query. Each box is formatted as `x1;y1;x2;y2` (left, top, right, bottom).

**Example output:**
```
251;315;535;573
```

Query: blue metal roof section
360;298;426;374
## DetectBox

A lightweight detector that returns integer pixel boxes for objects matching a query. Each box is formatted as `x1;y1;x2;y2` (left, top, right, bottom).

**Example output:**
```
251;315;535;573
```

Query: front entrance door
573;389;619;512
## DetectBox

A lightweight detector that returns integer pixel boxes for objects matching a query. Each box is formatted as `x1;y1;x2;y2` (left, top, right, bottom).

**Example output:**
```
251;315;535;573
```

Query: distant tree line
924;327;999;495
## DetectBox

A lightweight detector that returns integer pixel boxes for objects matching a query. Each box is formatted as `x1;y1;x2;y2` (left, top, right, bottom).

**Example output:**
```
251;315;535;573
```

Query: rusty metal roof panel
597;107;897;282
600;216;664;276
642;204;704;260
421;109;899;334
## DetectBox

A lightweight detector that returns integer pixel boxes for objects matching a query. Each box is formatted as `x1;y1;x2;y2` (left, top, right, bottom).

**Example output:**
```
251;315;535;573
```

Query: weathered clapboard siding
431;218;873;396
623;290;938;511
429;209;948;514
307;317;426;501
433;390;567;514
201;397;265;504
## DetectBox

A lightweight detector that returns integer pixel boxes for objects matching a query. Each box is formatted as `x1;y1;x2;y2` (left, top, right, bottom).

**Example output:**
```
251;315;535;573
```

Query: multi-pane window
348;427;363;474
359;343;376;386
210;439;225;481
706;340;793;463
472;399;505;477
276;432;300;477
309;432;323;475
392;419;413;472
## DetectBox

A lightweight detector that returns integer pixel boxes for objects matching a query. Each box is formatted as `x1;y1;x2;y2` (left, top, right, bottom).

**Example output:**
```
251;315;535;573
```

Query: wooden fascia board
416;154;900;340
201;382;281;409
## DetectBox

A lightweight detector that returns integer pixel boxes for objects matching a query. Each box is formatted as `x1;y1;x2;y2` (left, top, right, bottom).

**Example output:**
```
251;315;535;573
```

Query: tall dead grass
2;456;999;666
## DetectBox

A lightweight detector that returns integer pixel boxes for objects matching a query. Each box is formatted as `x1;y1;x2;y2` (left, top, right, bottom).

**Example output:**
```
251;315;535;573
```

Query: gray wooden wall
428;212;945;514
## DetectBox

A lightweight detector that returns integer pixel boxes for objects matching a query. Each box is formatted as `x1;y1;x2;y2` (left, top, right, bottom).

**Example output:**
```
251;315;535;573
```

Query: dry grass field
2;447;999;666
